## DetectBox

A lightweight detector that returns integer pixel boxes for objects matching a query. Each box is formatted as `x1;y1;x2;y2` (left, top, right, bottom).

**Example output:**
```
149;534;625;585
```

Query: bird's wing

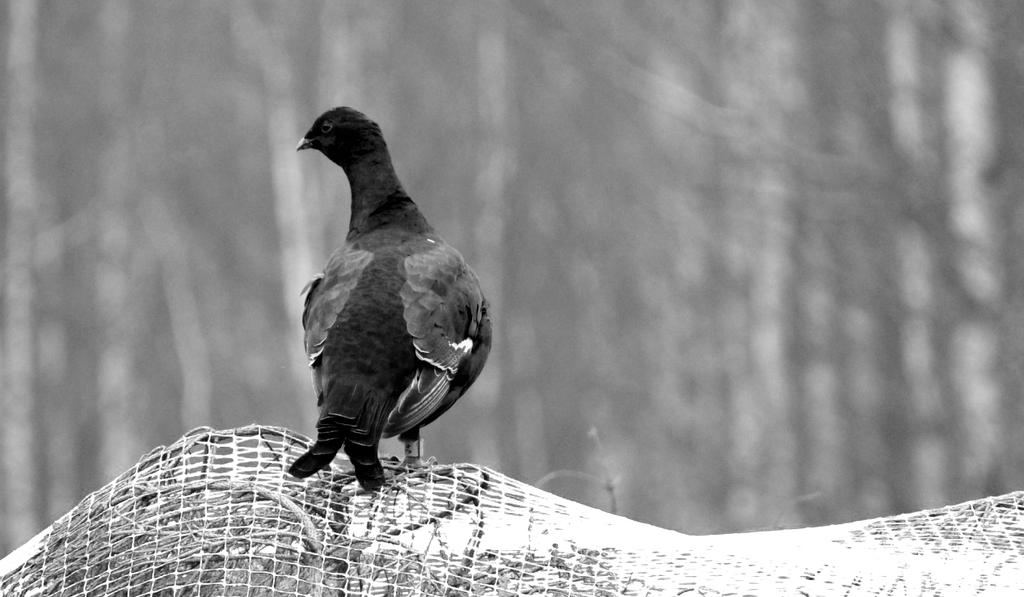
384;242;483;434
302;247;374;366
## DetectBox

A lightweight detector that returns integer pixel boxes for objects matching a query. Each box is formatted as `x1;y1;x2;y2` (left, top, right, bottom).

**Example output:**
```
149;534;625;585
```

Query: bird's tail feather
289;384;391;489
287;448;338;478
287;411;350;478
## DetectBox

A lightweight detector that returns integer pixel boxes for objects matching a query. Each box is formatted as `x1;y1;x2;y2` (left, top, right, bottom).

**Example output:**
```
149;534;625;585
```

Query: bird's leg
343;440;385;492
399;428;422;467
404;439;421;465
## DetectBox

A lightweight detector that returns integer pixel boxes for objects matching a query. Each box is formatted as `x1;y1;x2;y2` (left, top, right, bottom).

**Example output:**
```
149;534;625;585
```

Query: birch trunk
3;0;40;550
879;0;919;512
231;4;314;393
96;0;139;479
473;2;512;470
943;0;997;498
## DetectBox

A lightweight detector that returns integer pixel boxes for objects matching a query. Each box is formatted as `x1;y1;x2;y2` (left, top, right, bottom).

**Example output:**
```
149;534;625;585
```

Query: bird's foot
350;458;386;493
354;473;385;494
355;479;384;494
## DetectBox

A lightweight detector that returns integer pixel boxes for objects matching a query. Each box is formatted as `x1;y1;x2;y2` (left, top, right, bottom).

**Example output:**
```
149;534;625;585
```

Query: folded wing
384;242;486;435
302;248;374;399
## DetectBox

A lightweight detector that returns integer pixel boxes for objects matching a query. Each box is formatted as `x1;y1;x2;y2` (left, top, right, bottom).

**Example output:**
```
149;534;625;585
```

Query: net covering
2;425;1023;596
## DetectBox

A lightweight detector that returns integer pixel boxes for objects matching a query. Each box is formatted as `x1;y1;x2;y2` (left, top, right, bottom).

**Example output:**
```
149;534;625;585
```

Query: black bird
288;107;491;491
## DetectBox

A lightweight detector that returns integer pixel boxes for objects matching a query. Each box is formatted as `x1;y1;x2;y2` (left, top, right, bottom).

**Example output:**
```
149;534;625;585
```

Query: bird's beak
296;137;314;151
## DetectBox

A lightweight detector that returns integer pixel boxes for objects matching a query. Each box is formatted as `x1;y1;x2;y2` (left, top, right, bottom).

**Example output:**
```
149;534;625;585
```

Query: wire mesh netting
1;425;1023;596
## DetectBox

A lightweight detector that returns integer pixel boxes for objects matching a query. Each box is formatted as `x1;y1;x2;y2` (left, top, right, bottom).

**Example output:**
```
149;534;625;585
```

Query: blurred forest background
3;0;1024;552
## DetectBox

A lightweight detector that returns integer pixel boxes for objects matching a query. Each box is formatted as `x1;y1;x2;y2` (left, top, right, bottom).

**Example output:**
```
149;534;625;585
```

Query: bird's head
296;107;386;167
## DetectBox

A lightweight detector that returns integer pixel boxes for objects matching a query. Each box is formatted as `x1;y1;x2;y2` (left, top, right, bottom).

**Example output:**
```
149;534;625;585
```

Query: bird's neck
343;153;431;236
343;151;403;201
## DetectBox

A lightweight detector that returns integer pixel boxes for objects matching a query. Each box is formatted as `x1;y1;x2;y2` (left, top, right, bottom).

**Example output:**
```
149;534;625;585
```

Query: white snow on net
2;425;1023;596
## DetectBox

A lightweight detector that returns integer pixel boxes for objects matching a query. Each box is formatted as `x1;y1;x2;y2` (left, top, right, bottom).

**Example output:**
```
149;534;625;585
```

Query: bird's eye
320;122;333;134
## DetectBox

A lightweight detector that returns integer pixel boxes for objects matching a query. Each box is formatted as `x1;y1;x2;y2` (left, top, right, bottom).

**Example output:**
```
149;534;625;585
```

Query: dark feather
288;107;491;491
302;248;373;363
382;243;486;435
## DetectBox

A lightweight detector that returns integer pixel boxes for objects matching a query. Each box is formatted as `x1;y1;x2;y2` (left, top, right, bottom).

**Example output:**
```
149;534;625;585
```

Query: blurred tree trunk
231;4;314;394
890;1;965;503
786;191;816;521
872;222;916;513
988;1;1024;492
470;2;512;468
941;0;996;499
34;229;67;524
131;8;213;429
795;0;829;522
96;0;140;479
497;58;548;482
874;0;918;513
830;239;870;517
3;0;41;551
142;196;212;428
696;0;738;524
800;1;869;519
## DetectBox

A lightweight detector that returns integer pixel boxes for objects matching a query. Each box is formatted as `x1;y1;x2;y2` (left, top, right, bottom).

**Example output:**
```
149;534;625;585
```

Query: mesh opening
2;425;1022;595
